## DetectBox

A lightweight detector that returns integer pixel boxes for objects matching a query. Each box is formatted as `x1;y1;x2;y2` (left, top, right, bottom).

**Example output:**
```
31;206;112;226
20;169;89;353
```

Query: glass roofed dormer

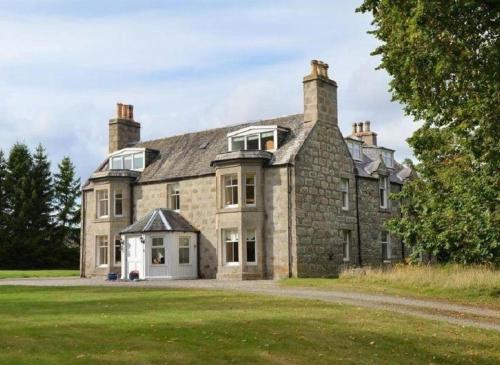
227;125;288;152
109;147;146;172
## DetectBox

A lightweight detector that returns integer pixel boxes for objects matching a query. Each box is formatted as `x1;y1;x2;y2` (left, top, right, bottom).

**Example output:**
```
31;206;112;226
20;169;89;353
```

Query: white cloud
0;0;417;179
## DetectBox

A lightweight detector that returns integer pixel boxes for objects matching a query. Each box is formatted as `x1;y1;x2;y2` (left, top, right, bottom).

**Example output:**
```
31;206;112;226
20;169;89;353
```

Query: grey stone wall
293;122;358;277
108;118;140;154
357;177;404;266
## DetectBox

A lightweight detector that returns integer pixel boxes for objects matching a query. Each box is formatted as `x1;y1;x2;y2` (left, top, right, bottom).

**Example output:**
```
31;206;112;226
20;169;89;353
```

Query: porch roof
121;208;198;234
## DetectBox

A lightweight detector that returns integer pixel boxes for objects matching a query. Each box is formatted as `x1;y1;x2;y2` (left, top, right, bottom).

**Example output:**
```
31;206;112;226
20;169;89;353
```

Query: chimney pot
358;122;364;133
117;103;123;118
128;105;134;119
364;121;370;132
352;123;357;134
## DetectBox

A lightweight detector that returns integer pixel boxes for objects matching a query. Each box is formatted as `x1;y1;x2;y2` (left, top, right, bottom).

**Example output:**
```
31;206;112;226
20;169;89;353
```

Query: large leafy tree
0;150;7;262
358;1;499;263
53;156;81;266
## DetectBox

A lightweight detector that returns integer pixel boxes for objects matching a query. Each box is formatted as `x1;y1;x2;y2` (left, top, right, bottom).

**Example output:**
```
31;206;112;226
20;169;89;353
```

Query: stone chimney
350;120;377;146
108;103;141;154
303;60;338;125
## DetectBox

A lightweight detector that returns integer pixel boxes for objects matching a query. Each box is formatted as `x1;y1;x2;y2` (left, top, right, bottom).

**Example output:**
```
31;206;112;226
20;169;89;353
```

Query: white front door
126;236;145;279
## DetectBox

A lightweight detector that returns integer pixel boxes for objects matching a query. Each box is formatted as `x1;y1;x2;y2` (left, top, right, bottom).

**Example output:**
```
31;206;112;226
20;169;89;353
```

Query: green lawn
282;265;500;309
0;286;498;364
0;270;79;279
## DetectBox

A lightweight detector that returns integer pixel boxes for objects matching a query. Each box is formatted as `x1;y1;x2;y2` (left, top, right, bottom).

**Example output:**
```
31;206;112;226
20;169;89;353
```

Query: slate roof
129;114;308;184
121;208;198;234
353;153;409;184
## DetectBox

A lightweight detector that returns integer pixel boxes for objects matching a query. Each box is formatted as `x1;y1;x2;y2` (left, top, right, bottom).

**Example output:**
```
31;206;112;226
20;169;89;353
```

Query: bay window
246;230;256;264
224;229;239;264
109;149;145;172
245;174;256;206
114;190;123;217
224;175;238;207
96;235;108;267
96;190;109;218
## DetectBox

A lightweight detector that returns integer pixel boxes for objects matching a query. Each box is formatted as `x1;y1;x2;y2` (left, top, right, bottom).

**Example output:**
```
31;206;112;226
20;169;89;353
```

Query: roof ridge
135;113;304;145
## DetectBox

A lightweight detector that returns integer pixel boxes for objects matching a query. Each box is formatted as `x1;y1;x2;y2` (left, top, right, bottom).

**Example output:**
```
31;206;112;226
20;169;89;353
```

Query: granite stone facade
80;60;409;280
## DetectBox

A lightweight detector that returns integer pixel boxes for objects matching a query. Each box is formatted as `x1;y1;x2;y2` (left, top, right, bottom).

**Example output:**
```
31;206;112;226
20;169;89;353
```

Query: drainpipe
287;164;293;278
80;191;86;278
355;176;362;267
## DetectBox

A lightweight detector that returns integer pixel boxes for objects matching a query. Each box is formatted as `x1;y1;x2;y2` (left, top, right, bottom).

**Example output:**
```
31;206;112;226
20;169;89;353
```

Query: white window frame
245;173;256;206
151;236;165;266
245;229;257;265
108;148;146;172
96;235;109;267
379;176;388;209
224;175;238;208
168;183;180;211
382;150;394;168
114;190;123;217
341;178;349;211
342;230;350;262
114;236;122;266
96;189;109;218
347;141;362;161
227;125;285;152
223;229;239;266
178;236;191;265
381;231;391;261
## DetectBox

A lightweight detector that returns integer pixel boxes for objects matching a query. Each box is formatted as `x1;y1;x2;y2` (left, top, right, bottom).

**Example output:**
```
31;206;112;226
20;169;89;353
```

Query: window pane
179;237;190;264
133;153;144;169
245;174;255;205
151;238;165;264
115;191;123;216
97;236;108;266
247;135;259;150
115;238;121;264
224;175;238;206
124;155;132;169
232;137;245;151
261;132;274;150
224;230;239;263
246;230;256;263
111;157;122;169
169;183;180;210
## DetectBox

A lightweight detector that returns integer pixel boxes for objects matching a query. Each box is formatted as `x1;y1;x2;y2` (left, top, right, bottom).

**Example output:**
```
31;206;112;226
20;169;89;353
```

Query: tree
0;150;7;263
30;144;54;266
358;1;499;263
3;143;35;269
53;157;81;267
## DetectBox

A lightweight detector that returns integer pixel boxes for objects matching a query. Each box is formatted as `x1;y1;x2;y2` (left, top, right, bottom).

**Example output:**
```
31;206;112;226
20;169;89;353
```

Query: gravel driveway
1;277;499;331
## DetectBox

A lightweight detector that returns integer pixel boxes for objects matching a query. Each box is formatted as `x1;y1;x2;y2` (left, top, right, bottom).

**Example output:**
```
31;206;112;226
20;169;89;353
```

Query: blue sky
0;0;418;180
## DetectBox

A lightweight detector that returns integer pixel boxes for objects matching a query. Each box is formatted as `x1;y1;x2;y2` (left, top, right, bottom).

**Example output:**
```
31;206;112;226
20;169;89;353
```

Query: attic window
109;148;146;172
227;125;287;152
346;140;362;161
382;150;393;168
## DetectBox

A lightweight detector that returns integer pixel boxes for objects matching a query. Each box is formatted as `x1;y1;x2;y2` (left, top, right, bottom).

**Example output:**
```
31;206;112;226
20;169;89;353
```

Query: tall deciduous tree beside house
358;1;499;263
0;150;8;260
53;156;81;267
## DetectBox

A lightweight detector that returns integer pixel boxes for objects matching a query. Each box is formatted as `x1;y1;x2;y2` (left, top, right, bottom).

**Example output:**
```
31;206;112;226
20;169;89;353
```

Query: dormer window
382;150;394;168
346;140;363;161
109;148;146;172
227;125;288;152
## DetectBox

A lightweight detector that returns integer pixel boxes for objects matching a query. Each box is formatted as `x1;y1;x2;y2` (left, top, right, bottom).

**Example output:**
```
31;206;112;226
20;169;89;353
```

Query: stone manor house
80;60;412;280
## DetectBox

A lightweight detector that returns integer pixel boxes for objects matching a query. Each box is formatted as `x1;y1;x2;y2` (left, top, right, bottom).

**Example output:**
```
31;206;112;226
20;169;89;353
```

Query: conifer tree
3;143;34;269
31;144;54;266
53;156;81;265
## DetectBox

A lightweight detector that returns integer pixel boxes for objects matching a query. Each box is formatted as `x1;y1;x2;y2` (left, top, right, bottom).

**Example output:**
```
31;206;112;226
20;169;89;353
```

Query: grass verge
0;286;499;365
0;270;79;279
282;264;500;309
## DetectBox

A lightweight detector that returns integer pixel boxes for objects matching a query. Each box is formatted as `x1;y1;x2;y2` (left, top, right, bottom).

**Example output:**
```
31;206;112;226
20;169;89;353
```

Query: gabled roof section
130;114;306;183
121;208;197;234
